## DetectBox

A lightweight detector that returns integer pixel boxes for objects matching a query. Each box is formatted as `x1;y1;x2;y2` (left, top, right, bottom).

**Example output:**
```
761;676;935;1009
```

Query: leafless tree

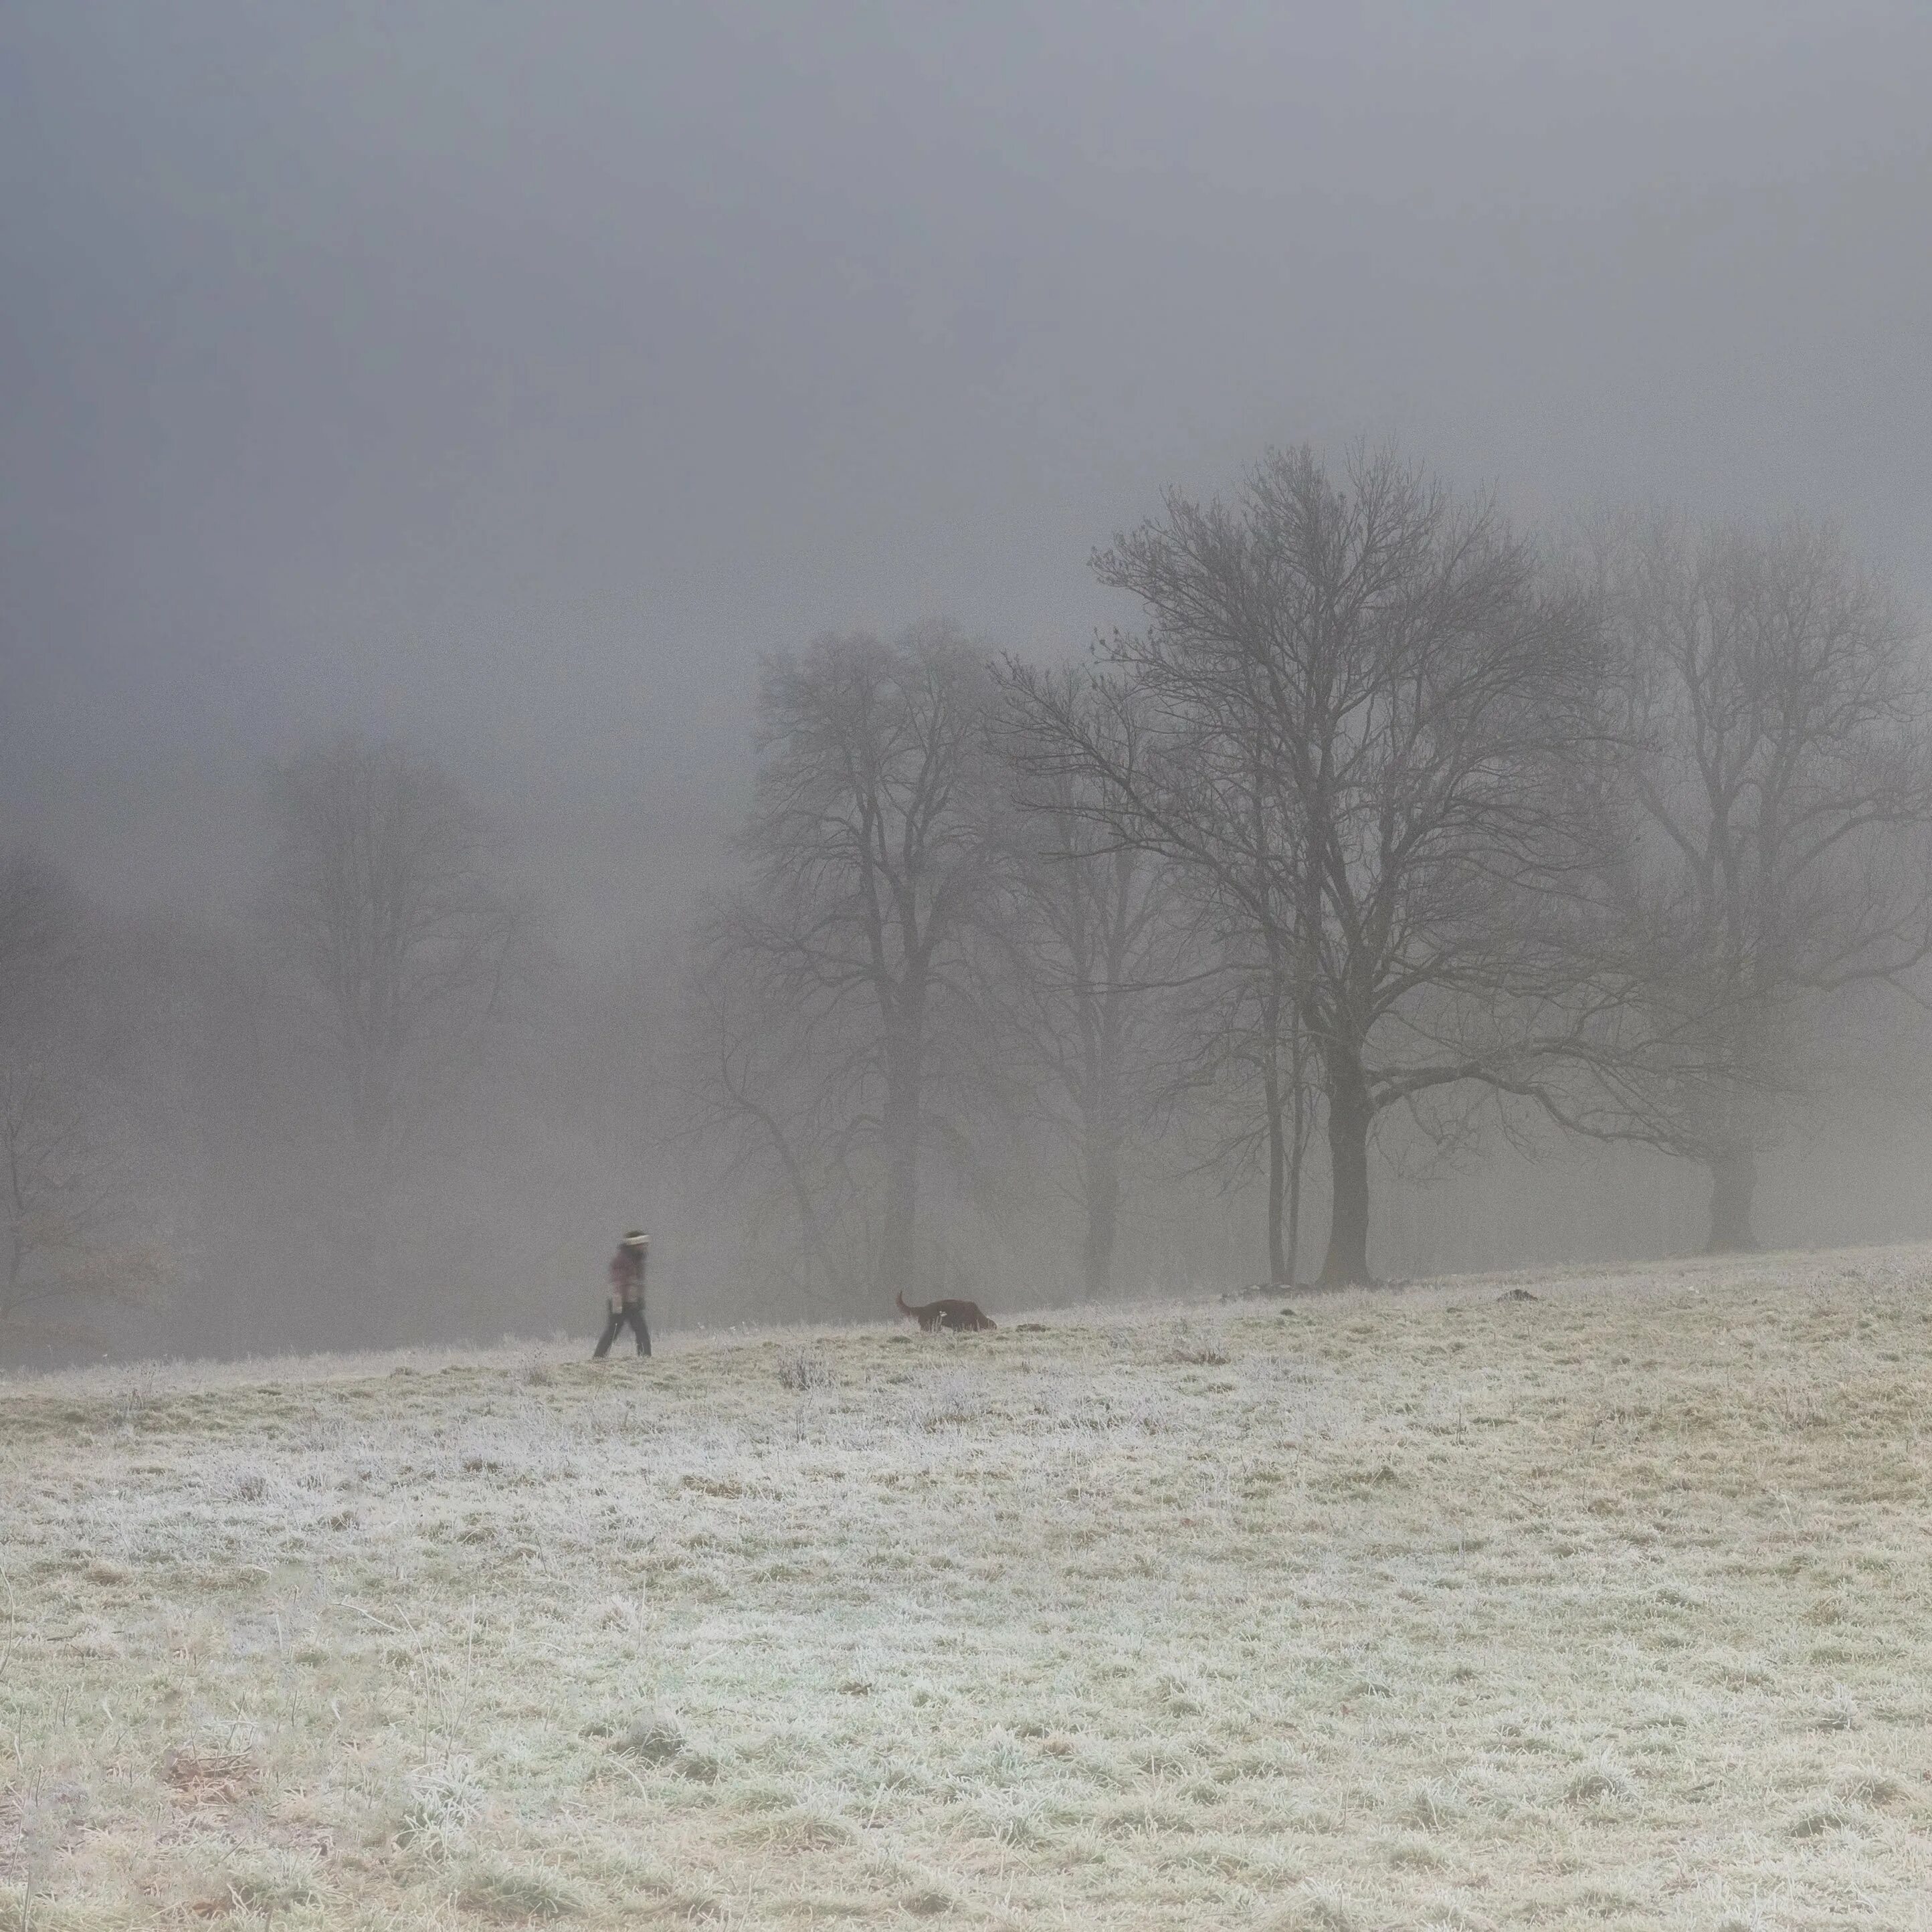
1157;921;1322;1286
0;854;169;1345
1006;446;1608;1284
1596;512;1932;1250
677;933;872;1310
710;623;1003;1310
263;733;520;1169
991;670;1193;1297
1000;644;1319;1288
0;1059;169;1342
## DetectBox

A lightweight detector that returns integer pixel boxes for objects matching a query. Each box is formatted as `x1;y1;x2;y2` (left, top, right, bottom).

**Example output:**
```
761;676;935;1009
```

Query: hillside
3;1249;1930;1929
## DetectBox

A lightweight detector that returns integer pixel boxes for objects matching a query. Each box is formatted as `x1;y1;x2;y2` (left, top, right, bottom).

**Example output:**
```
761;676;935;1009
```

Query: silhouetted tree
711;624;1003;1310
678;934;869;1311
0;1060;169;1343
992;670;1191;1297
1598;512;1932;1250
0;854;169;1346
263;733;518;1170
1008;447;1607;1283
1157;923;1321;1287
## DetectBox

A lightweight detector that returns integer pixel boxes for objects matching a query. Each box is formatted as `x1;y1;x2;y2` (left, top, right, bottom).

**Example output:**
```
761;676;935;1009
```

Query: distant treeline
5;445;1930;1357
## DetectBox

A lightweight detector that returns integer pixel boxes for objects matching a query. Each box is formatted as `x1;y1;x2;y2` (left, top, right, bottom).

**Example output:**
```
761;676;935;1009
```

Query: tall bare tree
1159;921;1321;1286
678;933;870;1311
1007;446;1606;1284
714;623;1002;1309
264;733;518;1167
0;854;169;1346
1599;512;1932;1250
0;1060;170;1343
1003;634;1317;1287
992;670;1190;1297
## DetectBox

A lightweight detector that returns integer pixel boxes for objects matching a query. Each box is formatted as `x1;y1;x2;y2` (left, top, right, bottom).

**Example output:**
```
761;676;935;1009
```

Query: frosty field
3;1249;1930;1931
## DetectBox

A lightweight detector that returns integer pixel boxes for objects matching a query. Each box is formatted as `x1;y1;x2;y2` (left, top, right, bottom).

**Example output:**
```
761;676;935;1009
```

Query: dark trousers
593;1300;652;1357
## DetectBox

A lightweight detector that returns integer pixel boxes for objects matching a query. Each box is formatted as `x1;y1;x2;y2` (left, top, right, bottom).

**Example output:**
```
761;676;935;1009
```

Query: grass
2;1246;1930;1928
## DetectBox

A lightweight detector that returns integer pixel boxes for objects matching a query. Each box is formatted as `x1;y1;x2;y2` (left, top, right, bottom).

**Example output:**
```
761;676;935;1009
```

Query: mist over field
7;15;1932;1930
1;3;1930;1362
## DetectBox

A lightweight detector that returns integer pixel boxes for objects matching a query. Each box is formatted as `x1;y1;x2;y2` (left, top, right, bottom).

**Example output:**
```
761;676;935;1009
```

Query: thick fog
3;3;1931;1361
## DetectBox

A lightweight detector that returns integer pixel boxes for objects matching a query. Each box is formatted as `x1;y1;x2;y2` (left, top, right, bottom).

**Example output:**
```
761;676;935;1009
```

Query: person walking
593;1230;652;1358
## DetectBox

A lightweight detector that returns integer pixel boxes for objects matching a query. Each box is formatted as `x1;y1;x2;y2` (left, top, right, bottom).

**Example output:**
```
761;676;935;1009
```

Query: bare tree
1159;922;1321;1286
677;933;871;1311
263;733;519;1170
1;1060;169;1342
712;624;1003;1310
1001;636;1318;1288
1598;512;1932;1250
1007;446;1607;1284
991;670;1191;1297
0;854;168;1345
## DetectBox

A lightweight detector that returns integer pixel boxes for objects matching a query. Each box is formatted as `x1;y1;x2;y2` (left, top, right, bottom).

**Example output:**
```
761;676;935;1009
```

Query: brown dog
895;1290;997;1333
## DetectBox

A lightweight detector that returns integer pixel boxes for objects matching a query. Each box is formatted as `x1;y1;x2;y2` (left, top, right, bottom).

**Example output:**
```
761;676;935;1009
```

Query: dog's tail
894;1289;917;1319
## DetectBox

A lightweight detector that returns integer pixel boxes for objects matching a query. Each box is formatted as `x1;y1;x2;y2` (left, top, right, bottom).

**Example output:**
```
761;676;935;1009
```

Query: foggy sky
4;1;1929;946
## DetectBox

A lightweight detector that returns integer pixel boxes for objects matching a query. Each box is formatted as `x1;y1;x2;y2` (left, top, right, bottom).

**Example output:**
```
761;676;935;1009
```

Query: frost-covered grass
3;1247;1931;1929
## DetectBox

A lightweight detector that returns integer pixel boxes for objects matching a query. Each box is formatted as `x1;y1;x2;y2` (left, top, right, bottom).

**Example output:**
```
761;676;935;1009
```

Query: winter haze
7;13;1932;1926
3;2;1931;1357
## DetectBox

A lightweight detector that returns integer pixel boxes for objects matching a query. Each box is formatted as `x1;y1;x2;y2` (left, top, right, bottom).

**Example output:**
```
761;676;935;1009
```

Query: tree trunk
1262;1050;1288;1286
876;1013;925;1305
1286;1055;1308;1288
878;1106;920;1305
1082;1130;1121;1300
1318;1048;1372;1286
1703;1145;1759;1253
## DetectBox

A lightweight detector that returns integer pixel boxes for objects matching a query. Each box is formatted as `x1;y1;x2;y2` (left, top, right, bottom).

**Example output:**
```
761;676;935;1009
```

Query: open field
3;1249;1931;1930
